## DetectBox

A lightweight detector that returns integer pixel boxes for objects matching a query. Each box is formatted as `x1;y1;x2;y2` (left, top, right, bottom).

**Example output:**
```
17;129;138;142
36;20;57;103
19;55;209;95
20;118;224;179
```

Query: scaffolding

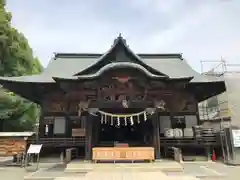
200;60;240;165
200;59;240;75
199;59;240;125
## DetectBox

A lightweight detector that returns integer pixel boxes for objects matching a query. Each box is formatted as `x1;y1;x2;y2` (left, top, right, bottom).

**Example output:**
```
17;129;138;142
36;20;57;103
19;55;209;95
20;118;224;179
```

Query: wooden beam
89;100;154;108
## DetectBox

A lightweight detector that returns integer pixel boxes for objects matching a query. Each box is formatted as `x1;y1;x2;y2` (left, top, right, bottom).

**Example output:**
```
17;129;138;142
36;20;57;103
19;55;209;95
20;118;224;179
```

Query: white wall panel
54;117;66;134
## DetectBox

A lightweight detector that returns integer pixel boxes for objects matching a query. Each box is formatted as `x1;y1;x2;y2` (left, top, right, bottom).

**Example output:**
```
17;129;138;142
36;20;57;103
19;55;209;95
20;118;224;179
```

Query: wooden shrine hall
0;35;226;162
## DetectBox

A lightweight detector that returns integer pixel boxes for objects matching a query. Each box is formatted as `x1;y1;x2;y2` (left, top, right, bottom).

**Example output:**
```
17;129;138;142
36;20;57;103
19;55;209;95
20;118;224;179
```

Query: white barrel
183;128;194;137
164;128;174;138
173;128;183;138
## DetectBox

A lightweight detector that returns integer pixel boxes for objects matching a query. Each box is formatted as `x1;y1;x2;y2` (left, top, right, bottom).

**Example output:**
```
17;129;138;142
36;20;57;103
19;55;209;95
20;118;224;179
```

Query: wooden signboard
0;139;26;156
72;128;85;137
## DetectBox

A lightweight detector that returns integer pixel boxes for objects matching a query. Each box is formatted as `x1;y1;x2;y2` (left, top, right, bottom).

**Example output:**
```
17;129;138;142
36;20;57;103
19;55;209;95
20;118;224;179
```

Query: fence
30;137;86;147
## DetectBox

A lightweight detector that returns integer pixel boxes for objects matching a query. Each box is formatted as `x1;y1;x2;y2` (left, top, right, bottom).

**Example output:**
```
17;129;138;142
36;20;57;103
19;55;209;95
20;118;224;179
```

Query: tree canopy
0;0;43;131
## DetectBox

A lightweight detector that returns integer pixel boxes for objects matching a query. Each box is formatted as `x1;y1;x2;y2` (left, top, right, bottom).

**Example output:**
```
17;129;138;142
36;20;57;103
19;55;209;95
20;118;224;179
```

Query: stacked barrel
163;126;216;138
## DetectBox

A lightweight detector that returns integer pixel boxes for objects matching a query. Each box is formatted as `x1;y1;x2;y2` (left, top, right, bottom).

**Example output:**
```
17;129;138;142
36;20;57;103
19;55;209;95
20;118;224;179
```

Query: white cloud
6;0;240;72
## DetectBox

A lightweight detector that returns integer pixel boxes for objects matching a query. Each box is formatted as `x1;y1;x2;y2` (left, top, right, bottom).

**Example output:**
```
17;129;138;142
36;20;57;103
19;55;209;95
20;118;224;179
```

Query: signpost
27;144;42;154
232;130;240;147
24;144;43;171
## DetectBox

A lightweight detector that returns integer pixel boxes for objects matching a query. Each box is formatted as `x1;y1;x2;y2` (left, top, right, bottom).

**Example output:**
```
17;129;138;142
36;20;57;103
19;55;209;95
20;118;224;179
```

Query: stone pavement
29;161;236;180
65;160;183;172
0;166;28;180
0;156;13;165
1;160;240;180
55;171;199;180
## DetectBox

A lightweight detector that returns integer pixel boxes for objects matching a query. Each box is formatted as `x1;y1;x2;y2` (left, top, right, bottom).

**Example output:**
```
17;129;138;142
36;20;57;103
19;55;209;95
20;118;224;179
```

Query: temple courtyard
1;158;240;180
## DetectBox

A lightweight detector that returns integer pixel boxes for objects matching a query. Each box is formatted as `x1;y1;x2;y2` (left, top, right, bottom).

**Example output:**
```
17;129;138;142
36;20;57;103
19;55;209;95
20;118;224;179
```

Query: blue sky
6;0;240;72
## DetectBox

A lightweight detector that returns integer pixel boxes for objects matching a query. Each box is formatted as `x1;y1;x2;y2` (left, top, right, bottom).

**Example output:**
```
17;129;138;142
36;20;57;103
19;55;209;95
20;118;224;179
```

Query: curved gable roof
0;35;223;84
74;35;168;77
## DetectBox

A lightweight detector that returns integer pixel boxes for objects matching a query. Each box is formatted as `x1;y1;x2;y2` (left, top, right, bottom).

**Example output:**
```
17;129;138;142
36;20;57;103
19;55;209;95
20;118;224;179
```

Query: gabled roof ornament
113;33;127;46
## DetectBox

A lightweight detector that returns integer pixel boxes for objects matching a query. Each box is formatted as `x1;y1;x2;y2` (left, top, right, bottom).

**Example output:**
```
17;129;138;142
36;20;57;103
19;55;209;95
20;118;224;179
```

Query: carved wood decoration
98;79;146;101
68;102;79;113
43;91;66;101
41;67;197;114
43;116;54;124
42;101;67;113
165;92;197;112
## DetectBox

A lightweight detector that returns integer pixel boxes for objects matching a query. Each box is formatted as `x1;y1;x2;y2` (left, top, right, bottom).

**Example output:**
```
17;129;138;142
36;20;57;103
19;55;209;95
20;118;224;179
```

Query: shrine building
0;35;226;161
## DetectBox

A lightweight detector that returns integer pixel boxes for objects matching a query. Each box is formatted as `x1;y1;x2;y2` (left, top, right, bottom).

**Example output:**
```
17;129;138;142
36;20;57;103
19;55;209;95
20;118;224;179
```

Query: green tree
0;0;43;131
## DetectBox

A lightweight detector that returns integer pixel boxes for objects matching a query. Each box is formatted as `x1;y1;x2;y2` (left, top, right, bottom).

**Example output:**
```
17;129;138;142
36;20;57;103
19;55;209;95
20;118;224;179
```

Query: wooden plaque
72;128;85;137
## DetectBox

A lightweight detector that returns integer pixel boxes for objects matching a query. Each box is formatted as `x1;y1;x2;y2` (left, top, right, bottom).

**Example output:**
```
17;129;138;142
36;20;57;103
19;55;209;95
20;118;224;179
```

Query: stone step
65;162;183;173
55;172;199;180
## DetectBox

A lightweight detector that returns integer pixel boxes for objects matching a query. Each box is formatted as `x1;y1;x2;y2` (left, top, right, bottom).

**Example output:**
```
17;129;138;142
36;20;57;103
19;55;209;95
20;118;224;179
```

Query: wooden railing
30;137;86;146
29;136;219;147
92;147;154;163
160;136;220;147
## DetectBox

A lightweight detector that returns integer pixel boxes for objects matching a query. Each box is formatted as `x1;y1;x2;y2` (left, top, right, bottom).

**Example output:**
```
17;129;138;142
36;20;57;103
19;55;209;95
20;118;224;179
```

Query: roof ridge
54;53;182;59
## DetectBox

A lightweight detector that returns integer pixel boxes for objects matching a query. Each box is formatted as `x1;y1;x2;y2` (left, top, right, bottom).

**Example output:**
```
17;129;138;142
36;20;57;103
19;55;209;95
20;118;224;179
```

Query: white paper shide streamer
98;110;150;126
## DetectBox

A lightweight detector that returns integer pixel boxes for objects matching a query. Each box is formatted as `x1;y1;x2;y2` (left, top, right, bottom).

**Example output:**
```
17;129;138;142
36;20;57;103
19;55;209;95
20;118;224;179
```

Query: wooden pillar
88;115;93;160
48;123;54;137
152;115;157;158
152;113;161;159
65;115;72;137
92;115;100;146
156;113;161;159
65;101;72;137
38;107;45;138
85;114;93;160
84;115;88;160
